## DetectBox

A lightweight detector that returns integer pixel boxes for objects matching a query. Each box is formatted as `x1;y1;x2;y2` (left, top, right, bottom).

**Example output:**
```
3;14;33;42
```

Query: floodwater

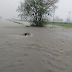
0;20;72;72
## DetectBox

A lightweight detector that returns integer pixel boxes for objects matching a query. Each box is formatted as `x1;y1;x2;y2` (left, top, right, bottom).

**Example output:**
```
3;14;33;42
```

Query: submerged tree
17;0;58;27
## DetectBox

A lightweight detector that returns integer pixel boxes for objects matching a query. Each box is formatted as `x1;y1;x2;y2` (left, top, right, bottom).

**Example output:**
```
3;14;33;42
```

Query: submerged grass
13;21;23;25
6;19;23;25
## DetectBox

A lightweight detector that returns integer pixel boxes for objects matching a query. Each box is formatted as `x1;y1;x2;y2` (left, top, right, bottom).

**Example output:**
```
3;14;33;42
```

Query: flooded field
0;20;72;72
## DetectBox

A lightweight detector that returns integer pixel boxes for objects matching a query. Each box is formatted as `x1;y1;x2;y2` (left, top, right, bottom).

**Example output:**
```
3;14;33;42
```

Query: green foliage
26;25;30;27
17;0;58;27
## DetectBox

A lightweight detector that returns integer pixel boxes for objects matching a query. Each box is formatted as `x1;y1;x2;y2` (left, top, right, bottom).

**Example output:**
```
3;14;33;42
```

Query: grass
13;21;23;25
47;23;72;28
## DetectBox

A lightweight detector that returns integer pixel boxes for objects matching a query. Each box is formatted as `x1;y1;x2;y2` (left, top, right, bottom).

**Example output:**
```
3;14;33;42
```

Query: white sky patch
55;0;72;21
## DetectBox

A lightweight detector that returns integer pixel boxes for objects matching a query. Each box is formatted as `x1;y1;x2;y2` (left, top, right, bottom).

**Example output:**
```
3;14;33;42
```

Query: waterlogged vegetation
7;19;23;25
25;25;30;27
7;19;72;28
13;21;23;24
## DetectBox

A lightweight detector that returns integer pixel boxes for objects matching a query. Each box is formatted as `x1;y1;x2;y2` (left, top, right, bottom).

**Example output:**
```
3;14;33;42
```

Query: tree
18;14;23;21
17;0;58;27
0;16;3;20
66;18;70;23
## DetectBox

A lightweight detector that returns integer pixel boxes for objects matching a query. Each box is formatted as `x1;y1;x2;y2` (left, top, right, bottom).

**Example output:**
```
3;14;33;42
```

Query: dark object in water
24;33;30;36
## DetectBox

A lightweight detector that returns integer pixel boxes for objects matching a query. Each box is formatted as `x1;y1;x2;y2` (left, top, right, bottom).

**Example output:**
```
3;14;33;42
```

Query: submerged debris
20;33;32;36
24;33;31;36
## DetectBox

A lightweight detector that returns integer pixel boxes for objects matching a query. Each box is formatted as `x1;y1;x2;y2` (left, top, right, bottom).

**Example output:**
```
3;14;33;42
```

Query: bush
26;25;30;27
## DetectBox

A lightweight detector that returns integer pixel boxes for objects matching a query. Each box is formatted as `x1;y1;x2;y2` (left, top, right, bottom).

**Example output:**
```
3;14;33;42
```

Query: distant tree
0;16;3;20
17;0;58;27
59;19;63;22
54;16;63;22
54;16;59;21
18;14;23;21
66;18;70;23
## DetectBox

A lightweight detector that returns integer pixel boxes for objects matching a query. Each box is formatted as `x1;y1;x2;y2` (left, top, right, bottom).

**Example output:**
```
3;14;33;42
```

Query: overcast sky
55;0;72;21
0;0;72;21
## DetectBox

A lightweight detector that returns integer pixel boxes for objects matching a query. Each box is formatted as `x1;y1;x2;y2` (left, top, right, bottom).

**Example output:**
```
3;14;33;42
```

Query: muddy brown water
0;20;72;72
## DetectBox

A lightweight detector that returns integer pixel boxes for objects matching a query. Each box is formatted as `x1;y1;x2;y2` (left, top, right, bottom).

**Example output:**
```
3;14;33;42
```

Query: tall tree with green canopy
17;0;58;27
